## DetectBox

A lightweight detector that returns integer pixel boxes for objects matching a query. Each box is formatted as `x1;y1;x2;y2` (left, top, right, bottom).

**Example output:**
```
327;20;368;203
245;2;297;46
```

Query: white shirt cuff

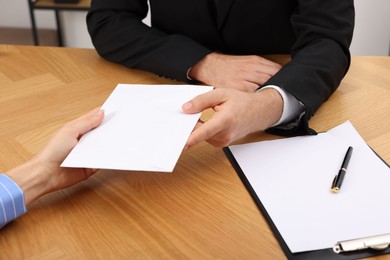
259;85;304;126
186;67;194;81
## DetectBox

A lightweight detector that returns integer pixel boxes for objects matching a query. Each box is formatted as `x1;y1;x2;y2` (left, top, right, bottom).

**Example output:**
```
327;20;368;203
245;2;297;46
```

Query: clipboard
224;147;390;259
223;122;390;259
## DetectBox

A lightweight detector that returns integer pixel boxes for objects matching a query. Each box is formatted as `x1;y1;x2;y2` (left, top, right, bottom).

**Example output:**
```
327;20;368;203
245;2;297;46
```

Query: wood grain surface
33;0;90;9
0;45;389;259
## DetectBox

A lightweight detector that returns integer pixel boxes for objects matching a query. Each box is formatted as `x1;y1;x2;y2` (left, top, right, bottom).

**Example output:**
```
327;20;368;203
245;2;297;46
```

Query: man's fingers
182;89;227;114
186;117;223;148
193;120;204;131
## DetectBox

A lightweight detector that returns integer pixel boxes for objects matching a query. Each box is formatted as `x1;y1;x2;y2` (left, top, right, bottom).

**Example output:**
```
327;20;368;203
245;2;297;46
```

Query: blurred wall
0;0;388;54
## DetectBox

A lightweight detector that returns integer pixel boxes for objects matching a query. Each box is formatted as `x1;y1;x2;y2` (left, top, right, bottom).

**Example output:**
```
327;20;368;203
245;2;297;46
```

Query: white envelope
61;84;213;172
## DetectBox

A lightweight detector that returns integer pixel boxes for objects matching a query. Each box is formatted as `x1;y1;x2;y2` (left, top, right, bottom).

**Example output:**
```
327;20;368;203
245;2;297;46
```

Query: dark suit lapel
217;0;235;29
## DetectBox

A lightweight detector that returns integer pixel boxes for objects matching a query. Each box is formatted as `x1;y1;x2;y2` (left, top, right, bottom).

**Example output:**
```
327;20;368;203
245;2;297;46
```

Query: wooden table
0;45;389;259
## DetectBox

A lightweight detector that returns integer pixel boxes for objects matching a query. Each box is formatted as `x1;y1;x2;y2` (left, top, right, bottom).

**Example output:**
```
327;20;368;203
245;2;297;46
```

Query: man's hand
182;88;283;148
189;53;282;92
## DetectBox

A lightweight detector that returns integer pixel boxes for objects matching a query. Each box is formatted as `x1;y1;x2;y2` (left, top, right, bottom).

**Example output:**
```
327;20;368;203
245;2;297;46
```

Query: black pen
331;146;353;193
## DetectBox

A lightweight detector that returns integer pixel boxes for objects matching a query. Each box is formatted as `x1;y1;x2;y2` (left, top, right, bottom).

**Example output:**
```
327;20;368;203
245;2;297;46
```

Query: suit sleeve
87;0;212;82
263;0;354;136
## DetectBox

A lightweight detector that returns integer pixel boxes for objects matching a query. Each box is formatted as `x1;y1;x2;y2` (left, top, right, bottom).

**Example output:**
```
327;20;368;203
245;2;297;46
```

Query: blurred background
0;0;389;55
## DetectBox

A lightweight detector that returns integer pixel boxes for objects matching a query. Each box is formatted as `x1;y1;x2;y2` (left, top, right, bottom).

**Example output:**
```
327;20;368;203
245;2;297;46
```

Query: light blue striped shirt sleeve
0;174;27;229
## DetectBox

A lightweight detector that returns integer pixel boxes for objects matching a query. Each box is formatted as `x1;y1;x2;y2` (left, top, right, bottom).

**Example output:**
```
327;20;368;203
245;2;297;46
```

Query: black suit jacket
87;0;354;135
